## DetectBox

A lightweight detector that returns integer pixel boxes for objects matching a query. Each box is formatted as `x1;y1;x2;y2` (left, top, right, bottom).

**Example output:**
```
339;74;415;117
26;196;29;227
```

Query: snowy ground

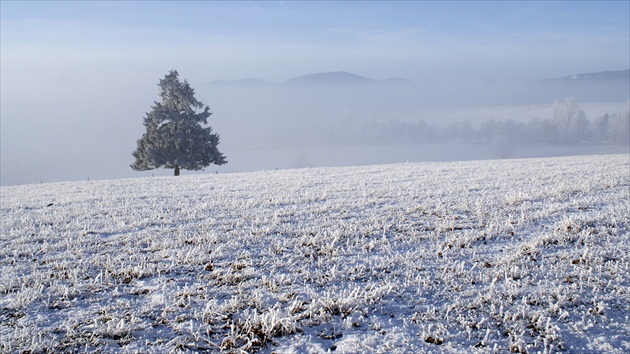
1;154;628;353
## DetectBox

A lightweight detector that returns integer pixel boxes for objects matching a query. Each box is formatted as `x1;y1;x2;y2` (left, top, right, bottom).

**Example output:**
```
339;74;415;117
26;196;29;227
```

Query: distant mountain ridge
283;71;375;86
545;69;629;82
200;70;628;103
204;71;415;87
205;69;629;87
204;78;276;87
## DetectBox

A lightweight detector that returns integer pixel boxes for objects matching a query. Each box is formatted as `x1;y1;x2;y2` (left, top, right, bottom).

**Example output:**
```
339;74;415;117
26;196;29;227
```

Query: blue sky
2;1;628;84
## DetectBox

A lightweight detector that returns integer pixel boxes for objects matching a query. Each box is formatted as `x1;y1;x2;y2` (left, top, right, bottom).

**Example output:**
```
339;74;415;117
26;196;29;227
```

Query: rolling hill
1;154;628;353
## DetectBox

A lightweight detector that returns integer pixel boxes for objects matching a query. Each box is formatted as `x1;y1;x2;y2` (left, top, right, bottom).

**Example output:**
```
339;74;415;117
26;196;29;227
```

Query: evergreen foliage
131;70;226;175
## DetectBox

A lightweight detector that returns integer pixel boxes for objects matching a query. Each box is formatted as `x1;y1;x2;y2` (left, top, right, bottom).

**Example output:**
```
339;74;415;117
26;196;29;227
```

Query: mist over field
197;72;629;171
1;69;629;186
1;1;629;185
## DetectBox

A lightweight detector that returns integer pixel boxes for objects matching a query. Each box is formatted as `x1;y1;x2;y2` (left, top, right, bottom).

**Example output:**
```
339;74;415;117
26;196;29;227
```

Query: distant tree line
274;98;629;147
443;98;630;146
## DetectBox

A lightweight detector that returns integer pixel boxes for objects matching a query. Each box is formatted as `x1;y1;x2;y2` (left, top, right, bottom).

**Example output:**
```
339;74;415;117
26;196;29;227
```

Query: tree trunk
174;166;180;176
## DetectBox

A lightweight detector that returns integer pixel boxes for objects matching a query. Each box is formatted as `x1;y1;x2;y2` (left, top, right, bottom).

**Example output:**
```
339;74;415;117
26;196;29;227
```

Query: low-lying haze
1;1;629;185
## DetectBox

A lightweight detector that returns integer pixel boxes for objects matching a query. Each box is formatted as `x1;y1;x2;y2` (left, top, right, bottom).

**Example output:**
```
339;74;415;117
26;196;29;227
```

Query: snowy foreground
1;155;628;353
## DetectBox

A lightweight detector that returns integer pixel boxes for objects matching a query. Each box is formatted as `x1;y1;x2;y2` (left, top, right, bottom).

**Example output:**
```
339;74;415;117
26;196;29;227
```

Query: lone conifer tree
131;70;227;176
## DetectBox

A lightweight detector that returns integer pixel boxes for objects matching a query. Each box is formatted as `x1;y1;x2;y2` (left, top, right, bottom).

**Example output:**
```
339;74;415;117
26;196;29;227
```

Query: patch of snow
1;154;628;353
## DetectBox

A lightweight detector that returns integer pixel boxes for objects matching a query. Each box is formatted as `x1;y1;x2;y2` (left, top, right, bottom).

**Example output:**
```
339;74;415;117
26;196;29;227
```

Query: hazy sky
2;1;628;84
1;1;629;185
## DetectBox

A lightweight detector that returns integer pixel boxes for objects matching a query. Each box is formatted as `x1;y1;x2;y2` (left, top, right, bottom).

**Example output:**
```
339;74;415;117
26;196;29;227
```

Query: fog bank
2;73;627;186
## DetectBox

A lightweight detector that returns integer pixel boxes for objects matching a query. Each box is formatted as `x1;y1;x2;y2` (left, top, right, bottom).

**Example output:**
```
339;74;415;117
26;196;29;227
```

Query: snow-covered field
1;154;628;353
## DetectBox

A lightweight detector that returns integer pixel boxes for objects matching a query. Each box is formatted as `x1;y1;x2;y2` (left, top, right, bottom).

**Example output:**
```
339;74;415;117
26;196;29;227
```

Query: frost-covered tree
552;97;582;143
131;70;227;176
593;114;610;142
609;104;630;145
